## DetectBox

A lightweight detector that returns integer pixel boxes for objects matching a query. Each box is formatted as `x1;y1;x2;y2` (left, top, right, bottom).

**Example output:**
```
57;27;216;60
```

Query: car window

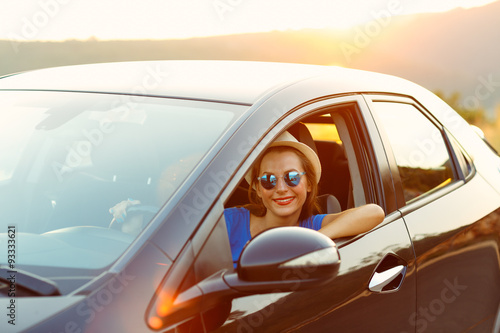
0;91;245;270
304;121;341;143
371;102;456;204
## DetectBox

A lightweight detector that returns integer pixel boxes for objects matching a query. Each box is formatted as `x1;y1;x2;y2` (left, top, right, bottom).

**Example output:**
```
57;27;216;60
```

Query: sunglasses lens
285;171;301;187
259;174;276;189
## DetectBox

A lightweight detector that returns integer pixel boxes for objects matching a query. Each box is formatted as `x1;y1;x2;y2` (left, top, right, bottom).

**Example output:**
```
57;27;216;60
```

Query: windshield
0;91;244;272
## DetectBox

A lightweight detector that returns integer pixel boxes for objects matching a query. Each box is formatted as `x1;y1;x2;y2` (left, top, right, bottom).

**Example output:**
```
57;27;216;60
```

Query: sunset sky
1;0;497;41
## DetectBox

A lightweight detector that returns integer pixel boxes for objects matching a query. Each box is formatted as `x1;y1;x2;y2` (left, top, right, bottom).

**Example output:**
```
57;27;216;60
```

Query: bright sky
0;0;497;41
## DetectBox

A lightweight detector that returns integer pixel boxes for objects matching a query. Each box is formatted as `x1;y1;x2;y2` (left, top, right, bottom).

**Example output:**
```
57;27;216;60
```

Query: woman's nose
275;177;288;192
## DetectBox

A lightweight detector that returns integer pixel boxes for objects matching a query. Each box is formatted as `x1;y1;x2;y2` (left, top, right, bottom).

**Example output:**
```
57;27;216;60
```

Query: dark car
0;61;499;332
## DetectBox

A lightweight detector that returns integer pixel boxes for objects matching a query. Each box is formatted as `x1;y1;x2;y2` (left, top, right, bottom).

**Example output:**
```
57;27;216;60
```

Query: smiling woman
224;131;385;267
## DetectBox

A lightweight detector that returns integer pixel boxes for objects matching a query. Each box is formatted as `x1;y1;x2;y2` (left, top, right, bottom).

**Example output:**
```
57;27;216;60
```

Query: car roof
0;60;418;105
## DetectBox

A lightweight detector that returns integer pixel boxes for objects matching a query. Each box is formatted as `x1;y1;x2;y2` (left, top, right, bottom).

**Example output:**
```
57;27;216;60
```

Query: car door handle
369;265;406;293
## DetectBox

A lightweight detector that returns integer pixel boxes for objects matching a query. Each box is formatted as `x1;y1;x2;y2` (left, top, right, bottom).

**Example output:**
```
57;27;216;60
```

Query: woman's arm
318;203;385;239
109;199;141;223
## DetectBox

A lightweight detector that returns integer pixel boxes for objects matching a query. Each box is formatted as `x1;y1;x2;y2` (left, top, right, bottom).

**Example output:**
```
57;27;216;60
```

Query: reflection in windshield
0;91;242;270
371;102;455;203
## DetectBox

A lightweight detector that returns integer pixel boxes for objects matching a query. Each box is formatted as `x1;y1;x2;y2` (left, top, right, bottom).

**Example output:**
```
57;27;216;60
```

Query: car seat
288;123;343;214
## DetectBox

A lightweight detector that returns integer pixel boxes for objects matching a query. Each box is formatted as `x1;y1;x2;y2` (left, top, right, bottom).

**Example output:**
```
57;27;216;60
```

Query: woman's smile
273;196;295;205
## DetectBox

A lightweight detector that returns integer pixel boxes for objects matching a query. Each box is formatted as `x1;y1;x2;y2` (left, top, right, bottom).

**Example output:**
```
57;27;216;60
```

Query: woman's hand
109;199;141;224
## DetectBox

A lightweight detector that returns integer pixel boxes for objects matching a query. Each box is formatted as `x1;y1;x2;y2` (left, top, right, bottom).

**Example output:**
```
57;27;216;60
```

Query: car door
367;95;500;332
206;96;418;332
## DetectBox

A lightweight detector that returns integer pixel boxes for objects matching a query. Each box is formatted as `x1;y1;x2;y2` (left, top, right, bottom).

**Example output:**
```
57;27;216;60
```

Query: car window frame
445;128;476;182
365;94;468;211
220;94;393;230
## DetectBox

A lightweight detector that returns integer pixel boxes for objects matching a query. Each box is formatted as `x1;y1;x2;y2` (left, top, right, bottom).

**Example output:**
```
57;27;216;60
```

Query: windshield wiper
0;267;61;296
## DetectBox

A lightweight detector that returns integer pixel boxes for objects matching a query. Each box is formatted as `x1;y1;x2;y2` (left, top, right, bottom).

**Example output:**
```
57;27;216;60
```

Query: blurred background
1;0;499;150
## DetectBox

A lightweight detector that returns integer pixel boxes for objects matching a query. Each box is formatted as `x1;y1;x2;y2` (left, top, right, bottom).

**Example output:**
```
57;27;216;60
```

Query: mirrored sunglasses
257;171;306;190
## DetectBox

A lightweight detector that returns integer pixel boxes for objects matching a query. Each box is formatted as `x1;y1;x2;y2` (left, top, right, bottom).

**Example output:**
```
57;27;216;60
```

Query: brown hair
245;146;321;221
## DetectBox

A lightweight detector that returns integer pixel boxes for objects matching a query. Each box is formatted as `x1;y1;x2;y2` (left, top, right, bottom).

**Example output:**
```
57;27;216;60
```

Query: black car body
0;61;499;332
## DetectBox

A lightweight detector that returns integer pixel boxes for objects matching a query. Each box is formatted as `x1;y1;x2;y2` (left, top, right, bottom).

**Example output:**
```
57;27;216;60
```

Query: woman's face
256;150;311;221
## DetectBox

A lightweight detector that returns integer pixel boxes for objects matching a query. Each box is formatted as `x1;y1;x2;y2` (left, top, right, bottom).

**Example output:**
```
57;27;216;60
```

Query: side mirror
231;226;340;289
147;227;340;330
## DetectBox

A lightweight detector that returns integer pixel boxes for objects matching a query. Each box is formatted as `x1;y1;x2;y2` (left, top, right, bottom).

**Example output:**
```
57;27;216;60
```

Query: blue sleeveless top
224;207;327;267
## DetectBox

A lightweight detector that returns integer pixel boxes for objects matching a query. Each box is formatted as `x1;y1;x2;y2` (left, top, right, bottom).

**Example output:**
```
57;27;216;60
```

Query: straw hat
245;131;322;186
